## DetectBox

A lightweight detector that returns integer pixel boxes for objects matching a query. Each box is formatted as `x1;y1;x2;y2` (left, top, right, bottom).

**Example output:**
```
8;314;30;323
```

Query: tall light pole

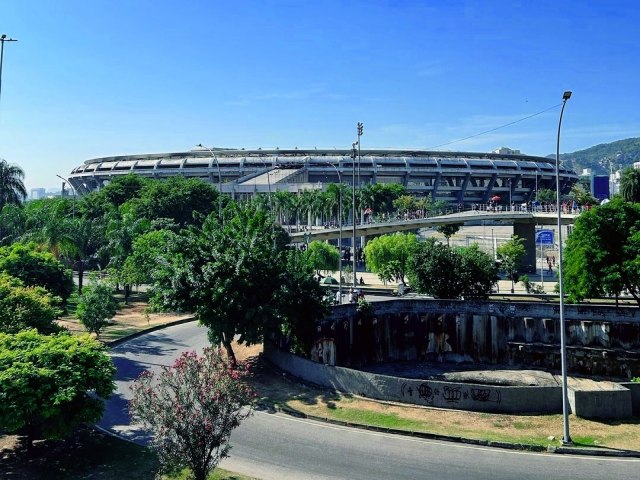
56;174;76;218
325;162;343;303
0;34;17;107
352;122;363;288
556;90;572;446
196;144;223;221
351;141;358;288
357;122;364;254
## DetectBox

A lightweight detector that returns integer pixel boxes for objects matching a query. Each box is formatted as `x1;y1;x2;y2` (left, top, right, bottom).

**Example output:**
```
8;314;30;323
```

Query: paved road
100;321;639;480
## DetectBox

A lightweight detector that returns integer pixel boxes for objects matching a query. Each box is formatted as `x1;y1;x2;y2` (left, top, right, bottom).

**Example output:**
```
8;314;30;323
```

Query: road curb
261;402;546;453
106;316;196;348
265;403;640;457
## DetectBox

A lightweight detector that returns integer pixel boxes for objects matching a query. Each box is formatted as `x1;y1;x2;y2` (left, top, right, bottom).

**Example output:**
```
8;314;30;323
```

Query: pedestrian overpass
289;210;579;271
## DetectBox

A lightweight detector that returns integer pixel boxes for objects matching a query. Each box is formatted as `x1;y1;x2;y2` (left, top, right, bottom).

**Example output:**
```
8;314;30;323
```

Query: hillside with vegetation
556;137;640;174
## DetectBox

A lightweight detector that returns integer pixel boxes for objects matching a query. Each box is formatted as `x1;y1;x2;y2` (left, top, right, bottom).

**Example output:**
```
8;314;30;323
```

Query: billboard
592;175;610;201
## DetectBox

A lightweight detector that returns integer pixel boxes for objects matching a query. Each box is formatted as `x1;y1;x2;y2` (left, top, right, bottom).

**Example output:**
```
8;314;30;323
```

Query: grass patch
285;395;640;451
64;291;81;316
572;436;598;447
513;421;533;430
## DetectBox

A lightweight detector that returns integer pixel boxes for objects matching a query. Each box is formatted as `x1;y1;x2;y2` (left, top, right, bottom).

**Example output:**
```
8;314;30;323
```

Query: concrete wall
620;382;640;415
265;343;562;414
568;385;632;419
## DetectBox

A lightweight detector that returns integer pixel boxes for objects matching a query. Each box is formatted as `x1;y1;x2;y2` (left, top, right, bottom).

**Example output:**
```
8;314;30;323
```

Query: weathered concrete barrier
266;343;634;418
265;343;562;414
568;381;632;419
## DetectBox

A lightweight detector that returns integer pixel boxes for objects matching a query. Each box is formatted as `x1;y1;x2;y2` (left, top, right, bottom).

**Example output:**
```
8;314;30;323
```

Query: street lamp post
0;34;18;106
56;174;76;218
196;144;223;221
556;90;573;446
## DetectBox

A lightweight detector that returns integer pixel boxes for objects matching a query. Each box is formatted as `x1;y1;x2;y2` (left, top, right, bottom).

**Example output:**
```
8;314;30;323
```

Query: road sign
535;229;554;245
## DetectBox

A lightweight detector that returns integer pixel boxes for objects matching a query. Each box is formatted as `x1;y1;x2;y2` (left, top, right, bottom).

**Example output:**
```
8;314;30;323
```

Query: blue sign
535;230;554;245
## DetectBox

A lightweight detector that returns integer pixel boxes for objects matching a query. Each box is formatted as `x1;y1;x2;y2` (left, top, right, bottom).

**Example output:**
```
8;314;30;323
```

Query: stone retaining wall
305;299;640;377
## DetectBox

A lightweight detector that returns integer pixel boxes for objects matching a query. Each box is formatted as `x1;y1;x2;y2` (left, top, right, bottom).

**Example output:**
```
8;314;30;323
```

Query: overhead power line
428;102;563;150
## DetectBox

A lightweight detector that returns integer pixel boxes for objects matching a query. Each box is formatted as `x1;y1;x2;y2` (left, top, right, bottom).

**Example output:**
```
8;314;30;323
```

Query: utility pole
0;34;18;107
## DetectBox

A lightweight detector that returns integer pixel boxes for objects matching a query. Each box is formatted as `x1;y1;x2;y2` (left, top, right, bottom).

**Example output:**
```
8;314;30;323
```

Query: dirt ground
56;292;193;344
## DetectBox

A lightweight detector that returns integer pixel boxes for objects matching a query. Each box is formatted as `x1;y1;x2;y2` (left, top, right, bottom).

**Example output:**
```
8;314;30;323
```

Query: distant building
492;147;521;155
30;188;46;200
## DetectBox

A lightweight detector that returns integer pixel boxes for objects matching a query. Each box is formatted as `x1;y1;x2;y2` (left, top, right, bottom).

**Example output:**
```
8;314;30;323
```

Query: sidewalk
324;269;555;295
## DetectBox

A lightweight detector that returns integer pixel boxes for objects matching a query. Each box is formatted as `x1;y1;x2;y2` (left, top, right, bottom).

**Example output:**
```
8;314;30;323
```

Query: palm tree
22;198;76;259
619;167;640;203
0;159;27;211
298;190;314;226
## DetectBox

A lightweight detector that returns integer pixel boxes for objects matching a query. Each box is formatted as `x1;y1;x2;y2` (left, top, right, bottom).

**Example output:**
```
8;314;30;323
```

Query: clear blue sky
2;0;639;191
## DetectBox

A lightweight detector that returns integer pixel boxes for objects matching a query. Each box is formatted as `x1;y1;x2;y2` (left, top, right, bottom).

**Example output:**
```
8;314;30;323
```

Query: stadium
67;147;578;205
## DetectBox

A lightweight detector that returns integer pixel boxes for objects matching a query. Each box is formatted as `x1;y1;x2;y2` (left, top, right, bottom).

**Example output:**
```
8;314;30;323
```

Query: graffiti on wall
311;338;336;366
401;382;502;405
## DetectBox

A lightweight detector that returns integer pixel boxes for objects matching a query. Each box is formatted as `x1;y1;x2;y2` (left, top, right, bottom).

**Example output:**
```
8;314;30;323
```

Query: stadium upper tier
67;148;578;205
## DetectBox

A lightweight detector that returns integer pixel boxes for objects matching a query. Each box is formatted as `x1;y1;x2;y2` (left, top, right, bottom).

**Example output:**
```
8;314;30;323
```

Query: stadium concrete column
513;222;536;273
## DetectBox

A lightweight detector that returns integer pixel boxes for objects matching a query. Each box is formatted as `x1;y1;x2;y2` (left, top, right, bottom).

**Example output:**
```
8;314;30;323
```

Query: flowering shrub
129;348;254;480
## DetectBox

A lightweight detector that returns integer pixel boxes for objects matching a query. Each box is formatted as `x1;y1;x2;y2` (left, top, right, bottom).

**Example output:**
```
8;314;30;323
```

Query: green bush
0;329;115;450
76;280;119;337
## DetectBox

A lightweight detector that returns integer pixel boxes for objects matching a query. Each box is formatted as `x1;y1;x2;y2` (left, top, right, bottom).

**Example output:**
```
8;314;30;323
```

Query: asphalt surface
100;321;640;480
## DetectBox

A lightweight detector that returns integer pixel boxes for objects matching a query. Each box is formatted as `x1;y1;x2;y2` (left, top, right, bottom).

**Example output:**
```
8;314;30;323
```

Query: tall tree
564;197;640;305
437;223;462;246
0;242;74;305
496;235;526;294
64;216;103;294
619;167;640;203
407;238;461;298
0;159;27;211
22;198;76;259
407;238;496;299
364;233;417;285
304;241;339;276
457;244;499;299
152;203;290;364
132;176;219;227
0;204;26;245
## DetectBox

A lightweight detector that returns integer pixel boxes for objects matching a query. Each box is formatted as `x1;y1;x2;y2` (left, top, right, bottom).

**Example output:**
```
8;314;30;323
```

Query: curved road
100;322;639;480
